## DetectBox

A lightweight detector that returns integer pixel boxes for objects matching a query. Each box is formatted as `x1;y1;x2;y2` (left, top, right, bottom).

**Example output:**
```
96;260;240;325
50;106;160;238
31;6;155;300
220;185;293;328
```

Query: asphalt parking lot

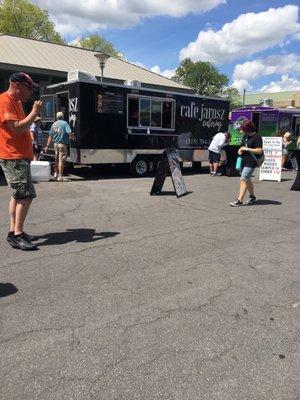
0;167;299;400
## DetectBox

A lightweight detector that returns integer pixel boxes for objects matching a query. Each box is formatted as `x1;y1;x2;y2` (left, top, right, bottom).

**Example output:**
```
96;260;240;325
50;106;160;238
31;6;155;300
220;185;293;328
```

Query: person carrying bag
230;120;263;207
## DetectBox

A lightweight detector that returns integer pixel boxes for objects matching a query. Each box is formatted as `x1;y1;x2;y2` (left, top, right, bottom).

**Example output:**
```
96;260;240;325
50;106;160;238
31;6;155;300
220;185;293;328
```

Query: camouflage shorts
54;143;68;163
0;159;36;199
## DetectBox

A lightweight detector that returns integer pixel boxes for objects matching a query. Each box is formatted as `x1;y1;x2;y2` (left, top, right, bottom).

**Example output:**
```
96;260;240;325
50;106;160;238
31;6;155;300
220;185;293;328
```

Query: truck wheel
130;157;150;177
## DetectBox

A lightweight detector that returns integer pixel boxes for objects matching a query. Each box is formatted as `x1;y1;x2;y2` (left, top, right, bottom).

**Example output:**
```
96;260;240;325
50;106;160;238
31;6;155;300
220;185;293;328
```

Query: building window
140;99;151;126
151;100;161;127
128;97;139;126
128;95;175;131
162;101;172;129
41;95;55;121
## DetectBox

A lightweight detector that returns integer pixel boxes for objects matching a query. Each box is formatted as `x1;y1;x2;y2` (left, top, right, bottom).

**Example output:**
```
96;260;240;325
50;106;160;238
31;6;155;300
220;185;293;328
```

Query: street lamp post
94;53;110;82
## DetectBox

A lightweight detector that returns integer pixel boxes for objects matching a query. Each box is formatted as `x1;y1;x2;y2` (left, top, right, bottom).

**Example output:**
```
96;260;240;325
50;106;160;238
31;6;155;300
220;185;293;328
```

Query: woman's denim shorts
240;166;255;181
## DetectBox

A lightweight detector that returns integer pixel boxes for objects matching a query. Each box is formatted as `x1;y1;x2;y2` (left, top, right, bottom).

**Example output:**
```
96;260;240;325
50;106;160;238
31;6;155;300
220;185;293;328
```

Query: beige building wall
243;90;300;108
274;94;300;108
273;99;295;108
293;93;300;107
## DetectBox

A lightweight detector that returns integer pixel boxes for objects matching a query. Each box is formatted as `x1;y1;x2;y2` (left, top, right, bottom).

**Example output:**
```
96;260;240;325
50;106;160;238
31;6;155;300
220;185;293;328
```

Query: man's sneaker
6;231;15;246
9;233;38;251
57;176;70;182
246;195;256;205
23;232;38;241
7;231;38;243
53;172;58;179
229;199;243;207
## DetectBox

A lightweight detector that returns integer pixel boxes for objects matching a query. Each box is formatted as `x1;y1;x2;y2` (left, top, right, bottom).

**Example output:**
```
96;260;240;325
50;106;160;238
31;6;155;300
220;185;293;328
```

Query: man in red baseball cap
0;72;43;250
9;72;40;89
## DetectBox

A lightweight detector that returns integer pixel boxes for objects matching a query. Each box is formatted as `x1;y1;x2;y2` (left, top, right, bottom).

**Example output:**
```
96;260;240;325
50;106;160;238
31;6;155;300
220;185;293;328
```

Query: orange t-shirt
0;91;33;159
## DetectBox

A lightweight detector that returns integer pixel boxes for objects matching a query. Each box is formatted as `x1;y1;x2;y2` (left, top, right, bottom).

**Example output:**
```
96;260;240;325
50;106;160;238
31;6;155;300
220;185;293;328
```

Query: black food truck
41;71;229;176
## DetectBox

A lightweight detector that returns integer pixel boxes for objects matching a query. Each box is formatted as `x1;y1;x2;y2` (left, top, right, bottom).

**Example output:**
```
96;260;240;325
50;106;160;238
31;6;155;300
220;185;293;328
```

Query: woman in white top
281;131;292;170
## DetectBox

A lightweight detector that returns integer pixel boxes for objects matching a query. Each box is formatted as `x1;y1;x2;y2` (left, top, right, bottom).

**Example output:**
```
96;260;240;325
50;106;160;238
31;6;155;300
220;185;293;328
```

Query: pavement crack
0;322;87;346
58;357;127;395
120;313;172;336
120;280;233;335
106;278;142;296
1;217;245;269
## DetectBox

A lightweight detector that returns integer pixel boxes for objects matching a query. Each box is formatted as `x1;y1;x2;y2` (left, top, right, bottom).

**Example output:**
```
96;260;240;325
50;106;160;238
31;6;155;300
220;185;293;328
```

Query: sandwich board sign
259;137;282;182
150;148;187;198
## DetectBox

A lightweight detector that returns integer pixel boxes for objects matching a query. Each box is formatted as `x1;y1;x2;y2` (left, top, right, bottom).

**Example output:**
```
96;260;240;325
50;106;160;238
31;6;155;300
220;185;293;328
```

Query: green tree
78;34;119;57
221;86;242;111
174;59;229;97
0;0;65;43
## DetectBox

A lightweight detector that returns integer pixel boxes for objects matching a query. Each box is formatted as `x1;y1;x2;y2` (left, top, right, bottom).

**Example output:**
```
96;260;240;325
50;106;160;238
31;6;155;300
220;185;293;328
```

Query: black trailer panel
41;77;229;172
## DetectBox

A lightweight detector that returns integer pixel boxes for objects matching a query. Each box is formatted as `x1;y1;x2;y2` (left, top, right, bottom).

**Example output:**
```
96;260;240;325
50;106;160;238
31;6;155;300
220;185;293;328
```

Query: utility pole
242;89;246;106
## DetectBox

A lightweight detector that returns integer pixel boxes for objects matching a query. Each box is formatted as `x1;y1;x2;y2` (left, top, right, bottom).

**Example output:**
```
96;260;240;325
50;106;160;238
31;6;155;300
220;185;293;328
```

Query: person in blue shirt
45;111;75;181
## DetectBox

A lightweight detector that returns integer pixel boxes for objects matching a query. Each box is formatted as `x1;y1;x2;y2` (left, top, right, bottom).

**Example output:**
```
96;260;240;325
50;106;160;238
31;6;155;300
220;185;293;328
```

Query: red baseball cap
9;72;39;89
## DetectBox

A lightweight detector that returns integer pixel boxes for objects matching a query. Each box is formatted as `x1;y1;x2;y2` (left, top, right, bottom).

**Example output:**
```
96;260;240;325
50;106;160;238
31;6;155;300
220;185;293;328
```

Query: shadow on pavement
253;200;282;205
151;191;193;196
1;165;209;183
38;229;120;246
66;165;210;181
0;283;18;298
66;166;136;181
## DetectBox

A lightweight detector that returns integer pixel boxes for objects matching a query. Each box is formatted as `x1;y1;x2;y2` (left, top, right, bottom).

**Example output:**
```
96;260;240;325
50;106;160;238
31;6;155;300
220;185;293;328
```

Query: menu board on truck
259;137;282;182
96;91;123;114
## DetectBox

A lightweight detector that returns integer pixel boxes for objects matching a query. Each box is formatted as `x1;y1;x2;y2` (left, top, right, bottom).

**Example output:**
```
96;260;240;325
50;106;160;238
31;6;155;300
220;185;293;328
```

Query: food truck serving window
40;95;55;122
127;95;175;131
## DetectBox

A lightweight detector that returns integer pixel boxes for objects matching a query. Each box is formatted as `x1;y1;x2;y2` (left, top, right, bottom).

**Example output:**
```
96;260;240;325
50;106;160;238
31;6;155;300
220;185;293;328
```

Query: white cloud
150;66;176;79
68;38;80;46
233;54;300;81
231;79;253;93
131;61;175;79
132;61;147;69
260;74;300;93
179;5;300;64
292;32;300;41
33;0;226;34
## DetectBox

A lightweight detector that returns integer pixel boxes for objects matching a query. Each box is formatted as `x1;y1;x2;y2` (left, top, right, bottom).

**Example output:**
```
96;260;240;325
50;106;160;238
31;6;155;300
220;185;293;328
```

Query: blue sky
35;0;300;93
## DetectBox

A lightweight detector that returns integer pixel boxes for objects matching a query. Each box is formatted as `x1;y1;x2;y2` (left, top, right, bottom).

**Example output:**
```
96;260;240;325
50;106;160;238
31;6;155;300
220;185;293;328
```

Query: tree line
0;0;241;109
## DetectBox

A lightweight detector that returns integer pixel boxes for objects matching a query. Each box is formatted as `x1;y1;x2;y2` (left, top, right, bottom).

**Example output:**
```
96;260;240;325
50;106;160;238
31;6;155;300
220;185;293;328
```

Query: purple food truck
229;105;300;148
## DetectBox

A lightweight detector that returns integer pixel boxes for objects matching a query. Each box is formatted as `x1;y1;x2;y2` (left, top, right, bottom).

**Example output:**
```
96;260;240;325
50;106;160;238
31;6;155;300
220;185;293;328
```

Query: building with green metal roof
241;91;300;108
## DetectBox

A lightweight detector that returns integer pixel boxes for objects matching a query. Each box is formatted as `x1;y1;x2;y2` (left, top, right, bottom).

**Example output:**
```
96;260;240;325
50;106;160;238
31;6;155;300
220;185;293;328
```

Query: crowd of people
0;71;299;250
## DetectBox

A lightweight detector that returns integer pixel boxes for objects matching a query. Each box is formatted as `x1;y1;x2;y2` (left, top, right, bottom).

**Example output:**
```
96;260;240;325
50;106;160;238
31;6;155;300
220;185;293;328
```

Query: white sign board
259;137;282;182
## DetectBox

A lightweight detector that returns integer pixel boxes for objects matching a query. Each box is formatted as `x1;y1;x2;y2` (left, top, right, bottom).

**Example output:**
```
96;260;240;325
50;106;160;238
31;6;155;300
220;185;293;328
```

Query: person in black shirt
230;120;263;207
